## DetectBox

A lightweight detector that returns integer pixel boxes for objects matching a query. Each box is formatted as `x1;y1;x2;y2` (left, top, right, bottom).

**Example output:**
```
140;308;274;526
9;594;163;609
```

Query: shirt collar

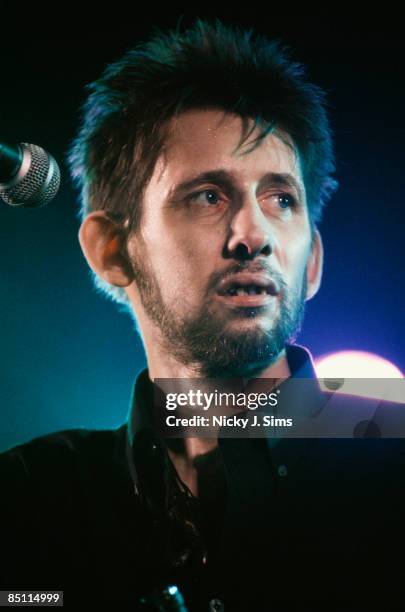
125;343;323;516
127;343;318;448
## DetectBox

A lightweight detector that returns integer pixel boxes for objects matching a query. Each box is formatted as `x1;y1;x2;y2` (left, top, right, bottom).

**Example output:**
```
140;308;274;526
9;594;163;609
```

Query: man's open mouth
216;272;279;297
224;285;275;296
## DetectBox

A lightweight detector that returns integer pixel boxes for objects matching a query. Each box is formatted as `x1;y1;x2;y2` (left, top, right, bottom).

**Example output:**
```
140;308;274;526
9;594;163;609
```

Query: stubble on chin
170;289;306;377
130;248;307;377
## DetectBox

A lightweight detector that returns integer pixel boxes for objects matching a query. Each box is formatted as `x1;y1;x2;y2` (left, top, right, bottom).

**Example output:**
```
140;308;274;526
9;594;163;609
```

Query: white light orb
314;351;404;403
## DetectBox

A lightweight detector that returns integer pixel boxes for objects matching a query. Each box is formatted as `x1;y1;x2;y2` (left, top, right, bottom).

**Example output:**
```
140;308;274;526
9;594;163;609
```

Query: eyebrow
169;169;305;201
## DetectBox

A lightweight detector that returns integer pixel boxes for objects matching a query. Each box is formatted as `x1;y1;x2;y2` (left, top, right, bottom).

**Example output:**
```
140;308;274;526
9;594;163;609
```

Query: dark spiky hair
68;19;338;307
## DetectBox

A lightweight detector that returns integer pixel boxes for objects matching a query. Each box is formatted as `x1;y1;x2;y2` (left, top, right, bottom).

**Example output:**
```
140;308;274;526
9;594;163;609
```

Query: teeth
227;286;269;296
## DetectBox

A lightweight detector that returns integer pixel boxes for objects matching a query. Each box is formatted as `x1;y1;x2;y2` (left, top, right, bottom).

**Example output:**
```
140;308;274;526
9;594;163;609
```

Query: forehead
154;108;303;187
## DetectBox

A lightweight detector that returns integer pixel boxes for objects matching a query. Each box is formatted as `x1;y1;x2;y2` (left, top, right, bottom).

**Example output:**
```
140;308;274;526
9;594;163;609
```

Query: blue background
0;11;404;451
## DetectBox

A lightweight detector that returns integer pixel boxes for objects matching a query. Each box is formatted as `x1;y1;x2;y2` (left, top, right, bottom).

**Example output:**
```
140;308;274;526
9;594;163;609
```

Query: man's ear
305;228;323;301
78;211;134;287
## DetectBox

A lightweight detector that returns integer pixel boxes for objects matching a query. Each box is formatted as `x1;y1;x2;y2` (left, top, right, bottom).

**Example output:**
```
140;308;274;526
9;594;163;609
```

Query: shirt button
278;464;288;477
209;599;225;611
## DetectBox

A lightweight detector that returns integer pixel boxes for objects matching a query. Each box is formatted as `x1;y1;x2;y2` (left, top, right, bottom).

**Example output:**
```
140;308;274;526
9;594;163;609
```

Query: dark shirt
124;343;318;609
1;345;405;611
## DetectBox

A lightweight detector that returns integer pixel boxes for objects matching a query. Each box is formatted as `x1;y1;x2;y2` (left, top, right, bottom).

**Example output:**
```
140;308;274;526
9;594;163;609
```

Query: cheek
142;231;218;298
276;231;311;282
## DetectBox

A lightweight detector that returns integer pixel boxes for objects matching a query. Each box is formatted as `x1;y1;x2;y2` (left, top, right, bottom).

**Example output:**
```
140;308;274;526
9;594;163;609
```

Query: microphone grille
0;143;60;207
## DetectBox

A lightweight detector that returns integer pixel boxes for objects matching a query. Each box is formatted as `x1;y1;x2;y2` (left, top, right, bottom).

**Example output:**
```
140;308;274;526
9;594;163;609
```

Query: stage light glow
167;586;178;596
314;351;404;403
315;351;403;378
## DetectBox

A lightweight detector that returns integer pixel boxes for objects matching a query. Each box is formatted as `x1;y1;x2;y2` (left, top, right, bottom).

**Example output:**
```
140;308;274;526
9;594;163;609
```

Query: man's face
126;109;318;376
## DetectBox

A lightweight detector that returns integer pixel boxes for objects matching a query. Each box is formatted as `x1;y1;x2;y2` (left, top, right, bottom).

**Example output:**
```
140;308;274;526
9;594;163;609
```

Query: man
1;20;404;612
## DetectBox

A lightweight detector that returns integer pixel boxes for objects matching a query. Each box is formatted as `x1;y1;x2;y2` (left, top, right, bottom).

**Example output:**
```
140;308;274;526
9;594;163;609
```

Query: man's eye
276;193;297;209
188;190;222;206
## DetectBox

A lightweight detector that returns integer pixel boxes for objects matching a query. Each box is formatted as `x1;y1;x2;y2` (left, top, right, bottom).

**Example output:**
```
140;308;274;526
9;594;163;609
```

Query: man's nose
225;197;273;260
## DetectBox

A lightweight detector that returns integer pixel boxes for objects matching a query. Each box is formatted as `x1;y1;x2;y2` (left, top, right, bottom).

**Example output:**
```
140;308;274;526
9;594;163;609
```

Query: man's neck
145;344;291;495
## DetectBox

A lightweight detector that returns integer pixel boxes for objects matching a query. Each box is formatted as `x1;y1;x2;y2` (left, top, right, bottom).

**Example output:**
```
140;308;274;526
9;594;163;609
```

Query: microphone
0;142;61;208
